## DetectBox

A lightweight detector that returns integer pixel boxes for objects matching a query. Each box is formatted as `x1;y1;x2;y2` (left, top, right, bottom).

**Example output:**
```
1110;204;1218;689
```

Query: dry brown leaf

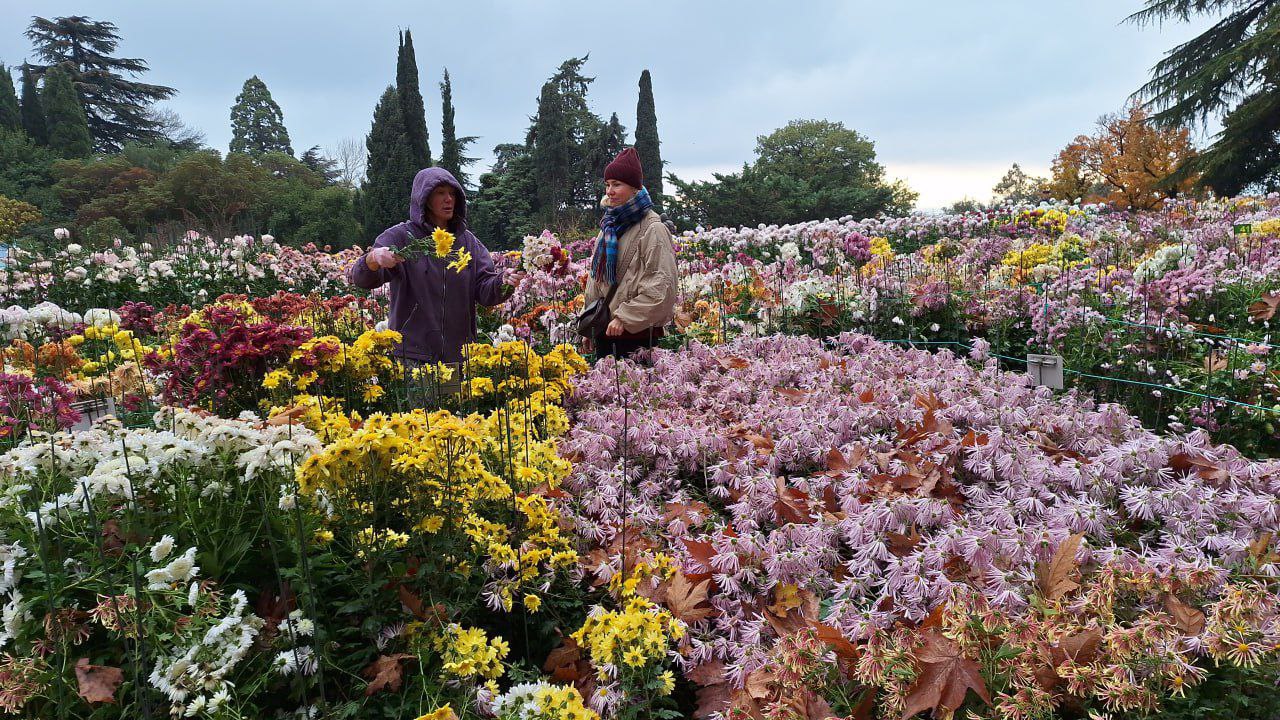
686;659;726;686
900;630;992;720
665;573;714;623
886;529;923;557
774;478;817;525
1203;351;1229;373
717;356;750;370
1037;533;1084;601
266;404;308;426
1055;628;1103;664
813;622;859;662
1248;292;1280;322
362;653;415;696
543;636;586;682
695;683;733;720
75;658;123;705
1163;593;1206;636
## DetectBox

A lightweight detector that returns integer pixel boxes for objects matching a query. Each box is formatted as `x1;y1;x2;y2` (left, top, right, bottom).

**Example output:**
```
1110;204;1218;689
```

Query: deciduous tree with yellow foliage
1048;104;1198;209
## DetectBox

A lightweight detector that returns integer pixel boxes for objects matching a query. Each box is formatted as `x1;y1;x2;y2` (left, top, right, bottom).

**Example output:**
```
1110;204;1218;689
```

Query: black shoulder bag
575;282;619;338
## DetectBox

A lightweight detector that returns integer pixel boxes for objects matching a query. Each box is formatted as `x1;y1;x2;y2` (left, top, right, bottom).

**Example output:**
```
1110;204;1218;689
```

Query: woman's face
427;185;457;224
604;179;637;207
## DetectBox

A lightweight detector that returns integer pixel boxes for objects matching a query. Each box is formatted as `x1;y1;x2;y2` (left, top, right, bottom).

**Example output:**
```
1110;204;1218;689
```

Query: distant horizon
0;1;1215;210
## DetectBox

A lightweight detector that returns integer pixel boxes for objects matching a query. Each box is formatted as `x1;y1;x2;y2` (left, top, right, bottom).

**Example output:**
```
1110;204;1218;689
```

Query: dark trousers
594;329;662;361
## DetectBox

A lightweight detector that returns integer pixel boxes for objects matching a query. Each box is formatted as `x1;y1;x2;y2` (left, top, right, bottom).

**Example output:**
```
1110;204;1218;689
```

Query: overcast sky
1;1;1214;209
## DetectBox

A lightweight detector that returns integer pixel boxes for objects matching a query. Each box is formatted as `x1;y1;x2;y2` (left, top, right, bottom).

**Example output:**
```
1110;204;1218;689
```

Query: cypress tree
0;65;20;132
42;65;92;158
361;86;417;238
396;30;431;169
438;69;478;187
532;80;572;222
19;66;47;145
229;75;294;156
635;69;664;204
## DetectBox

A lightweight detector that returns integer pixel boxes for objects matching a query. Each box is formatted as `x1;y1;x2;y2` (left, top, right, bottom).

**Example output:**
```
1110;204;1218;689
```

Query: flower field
0;196;1279;719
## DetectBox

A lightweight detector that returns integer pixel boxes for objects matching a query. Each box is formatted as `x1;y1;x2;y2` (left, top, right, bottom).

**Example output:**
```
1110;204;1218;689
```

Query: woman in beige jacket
584;147;678;360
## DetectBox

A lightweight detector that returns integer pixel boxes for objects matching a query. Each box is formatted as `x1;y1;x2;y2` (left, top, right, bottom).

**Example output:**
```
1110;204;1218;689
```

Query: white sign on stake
1027;354;1064;390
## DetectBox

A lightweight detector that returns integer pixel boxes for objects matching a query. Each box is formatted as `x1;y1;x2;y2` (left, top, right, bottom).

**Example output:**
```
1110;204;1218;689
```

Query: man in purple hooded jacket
347;167;512;363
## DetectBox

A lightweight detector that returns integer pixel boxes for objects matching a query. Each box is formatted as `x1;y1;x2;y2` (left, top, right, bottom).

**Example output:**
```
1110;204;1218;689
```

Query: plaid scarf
592;187;652;286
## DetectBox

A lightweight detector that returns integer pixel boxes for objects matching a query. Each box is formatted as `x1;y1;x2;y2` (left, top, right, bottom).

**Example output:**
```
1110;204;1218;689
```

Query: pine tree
25;16;176;151
229;75;294;157
19;66;47;145
635;69;663;204
300;145;341;185
42;66;93;158
438;69;478;187
396;29;431;170
361;86;417;238
1128;0;1280;192
0;65;20;132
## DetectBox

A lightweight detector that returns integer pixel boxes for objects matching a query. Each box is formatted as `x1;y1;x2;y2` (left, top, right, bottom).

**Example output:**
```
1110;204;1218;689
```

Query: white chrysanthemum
150;535;176;563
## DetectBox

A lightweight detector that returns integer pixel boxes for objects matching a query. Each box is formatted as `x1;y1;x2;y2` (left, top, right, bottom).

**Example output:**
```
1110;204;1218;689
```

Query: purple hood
347;167;508;363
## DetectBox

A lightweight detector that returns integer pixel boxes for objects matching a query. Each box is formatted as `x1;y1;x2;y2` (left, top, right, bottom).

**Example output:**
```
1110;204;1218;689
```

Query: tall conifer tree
396;30;431;170
42;65;93;158
635;69;663;203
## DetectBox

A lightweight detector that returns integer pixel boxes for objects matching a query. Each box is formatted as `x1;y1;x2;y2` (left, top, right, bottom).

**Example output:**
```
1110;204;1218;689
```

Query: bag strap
602;281;620;306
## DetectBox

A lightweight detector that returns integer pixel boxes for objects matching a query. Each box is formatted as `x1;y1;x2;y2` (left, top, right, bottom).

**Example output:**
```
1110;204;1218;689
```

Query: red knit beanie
604;147;644;190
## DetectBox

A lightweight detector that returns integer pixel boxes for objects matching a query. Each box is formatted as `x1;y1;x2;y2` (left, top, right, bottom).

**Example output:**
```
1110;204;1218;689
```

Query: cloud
883;161;1051;210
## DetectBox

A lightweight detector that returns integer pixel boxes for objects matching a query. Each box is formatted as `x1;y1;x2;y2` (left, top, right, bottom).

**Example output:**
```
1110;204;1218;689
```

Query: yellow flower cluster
1254;217;1280;236
263;328;402;409
433;624;509;680
1017;207;1079;235
460;342;588;406
532;685;599;720
295;347;582;601
571;593;683;679
1000;242;1055;271
433;227;455;258
67;323;153;377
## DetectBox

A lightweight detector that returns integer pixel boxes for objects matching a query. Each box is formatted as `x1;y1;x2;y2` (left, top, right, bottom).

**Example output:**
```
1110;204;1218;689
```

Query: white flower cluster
0;408;321;527
492;323;518;345
490;681;558;720
520;230;562;274
148;589;263;717
144;541;199;591
1134;243;1198;282
272;609;318;677
0;542;28;649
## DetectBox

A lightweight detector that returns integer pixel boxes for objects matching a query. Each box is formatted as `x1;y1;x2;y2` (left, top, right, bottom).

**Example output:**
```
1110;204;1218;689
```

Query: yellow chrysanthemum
433;227;455;258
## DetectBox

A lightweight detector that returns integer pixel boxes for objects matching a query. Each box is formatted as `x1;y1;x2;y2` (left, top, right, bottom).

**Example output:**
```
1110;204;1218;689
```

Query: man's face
428;185;456;222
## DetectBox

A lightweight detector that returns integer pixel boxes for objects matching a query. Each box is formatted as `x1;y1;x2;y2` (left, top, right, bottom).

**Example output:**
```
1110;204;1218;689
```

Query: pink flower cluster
562;334;1280;682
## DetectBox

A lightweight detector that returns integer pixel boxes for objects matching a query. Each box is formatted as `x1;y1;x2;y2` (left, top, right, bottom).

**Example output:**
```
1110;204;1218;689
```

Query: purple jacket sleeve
470;236;509;307
347;230;405;290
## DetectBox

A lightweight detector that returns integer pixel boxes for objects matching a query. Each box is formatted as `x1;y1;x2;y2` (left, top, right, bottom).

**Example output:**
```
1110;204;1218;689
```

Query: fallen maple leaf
75;658;123;705
1163;593;1206;636
1037;533;1084;601
900;630;992;720
774;478;817;525
695;683;733;720
362;653;415;696
1248;292;1280;322
543;637;585;682
665;572;714;623
717;356;750;370
768;583;804;615
1054;628;1102;664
